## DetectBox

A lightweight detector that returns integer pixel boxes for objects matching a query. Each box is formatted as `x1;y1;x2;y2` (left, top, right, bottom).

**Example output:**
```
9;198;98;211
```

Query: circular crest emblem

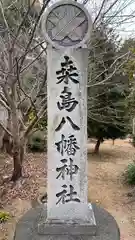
42;0;92;49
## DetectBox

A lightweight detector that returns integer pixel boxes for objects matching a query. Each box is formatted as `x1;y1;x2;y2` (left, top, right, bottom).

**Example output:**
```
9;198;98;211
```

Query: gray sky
85;0;135;39
108;0;135;39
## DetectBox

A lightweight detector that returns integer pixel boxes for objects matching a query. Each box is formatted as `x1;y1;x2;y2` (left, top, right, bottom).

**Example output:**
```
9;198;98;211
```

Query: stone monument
38;0;96;234
14;1;120;239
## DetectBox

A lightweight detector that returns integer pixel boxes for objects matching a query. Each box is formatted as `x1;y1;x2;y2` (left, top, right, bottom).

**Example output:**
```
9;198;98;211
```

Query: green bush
124;161;135;185
28;130;47;152
0;211;10;223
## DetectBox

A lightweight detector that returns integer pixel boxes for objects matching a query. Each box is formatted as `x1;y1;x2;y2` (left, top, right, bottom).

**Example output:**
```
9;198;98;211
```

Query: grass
0;211;10;223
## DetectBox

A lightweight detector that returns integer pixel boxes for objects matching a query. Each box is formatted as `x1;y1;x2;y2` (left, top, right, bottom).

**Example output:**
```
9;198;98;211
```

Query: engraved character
57;86;78;112
56;56;79;84
55;134;80;156
55;116;80;132
56;185;80;205
56;158;79;180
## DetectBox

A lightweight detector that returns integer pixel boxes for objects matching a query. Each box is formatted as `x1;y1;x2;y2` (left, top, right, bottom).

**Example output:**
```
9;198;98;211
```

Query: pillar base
38;203;96;235
13;203;120;240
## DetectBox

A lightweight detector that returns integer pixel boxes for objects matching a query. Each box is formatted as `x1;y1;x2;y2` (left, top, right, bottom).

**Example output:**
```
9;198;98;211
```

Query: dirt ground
0;140;135;240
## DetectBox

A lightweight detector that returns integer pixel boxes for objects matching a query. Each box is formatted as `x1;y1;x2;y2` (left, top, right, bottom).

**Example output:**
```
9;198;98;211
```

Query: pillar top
41;0;92;49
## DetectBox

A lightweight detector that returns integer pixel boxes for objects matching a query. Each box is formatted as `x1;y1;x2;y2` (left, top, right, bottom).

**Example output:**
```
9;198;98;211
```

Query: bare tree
0;0;50;181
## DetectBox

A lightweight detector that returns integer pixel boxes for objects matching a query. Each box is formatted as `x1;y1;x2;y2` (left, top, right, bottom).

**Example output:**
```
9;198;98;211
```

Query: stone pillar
47;47;95;225
38;0;96;235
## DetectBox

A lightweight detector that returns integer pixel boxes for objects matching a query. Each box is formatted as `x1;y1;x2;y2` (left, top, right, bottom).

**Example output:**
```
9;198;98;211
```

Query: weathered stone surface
46;47;95;228
13;204;120;240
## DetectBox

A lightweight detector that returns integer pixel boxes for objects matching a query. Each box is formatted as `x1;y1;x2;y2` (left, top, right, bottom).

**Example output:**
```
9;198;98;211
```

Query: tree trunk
2;132;13;154
20;140;26;163
11;146;22;182
94;138;102;153
11;138;26;181
1;111;12;154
